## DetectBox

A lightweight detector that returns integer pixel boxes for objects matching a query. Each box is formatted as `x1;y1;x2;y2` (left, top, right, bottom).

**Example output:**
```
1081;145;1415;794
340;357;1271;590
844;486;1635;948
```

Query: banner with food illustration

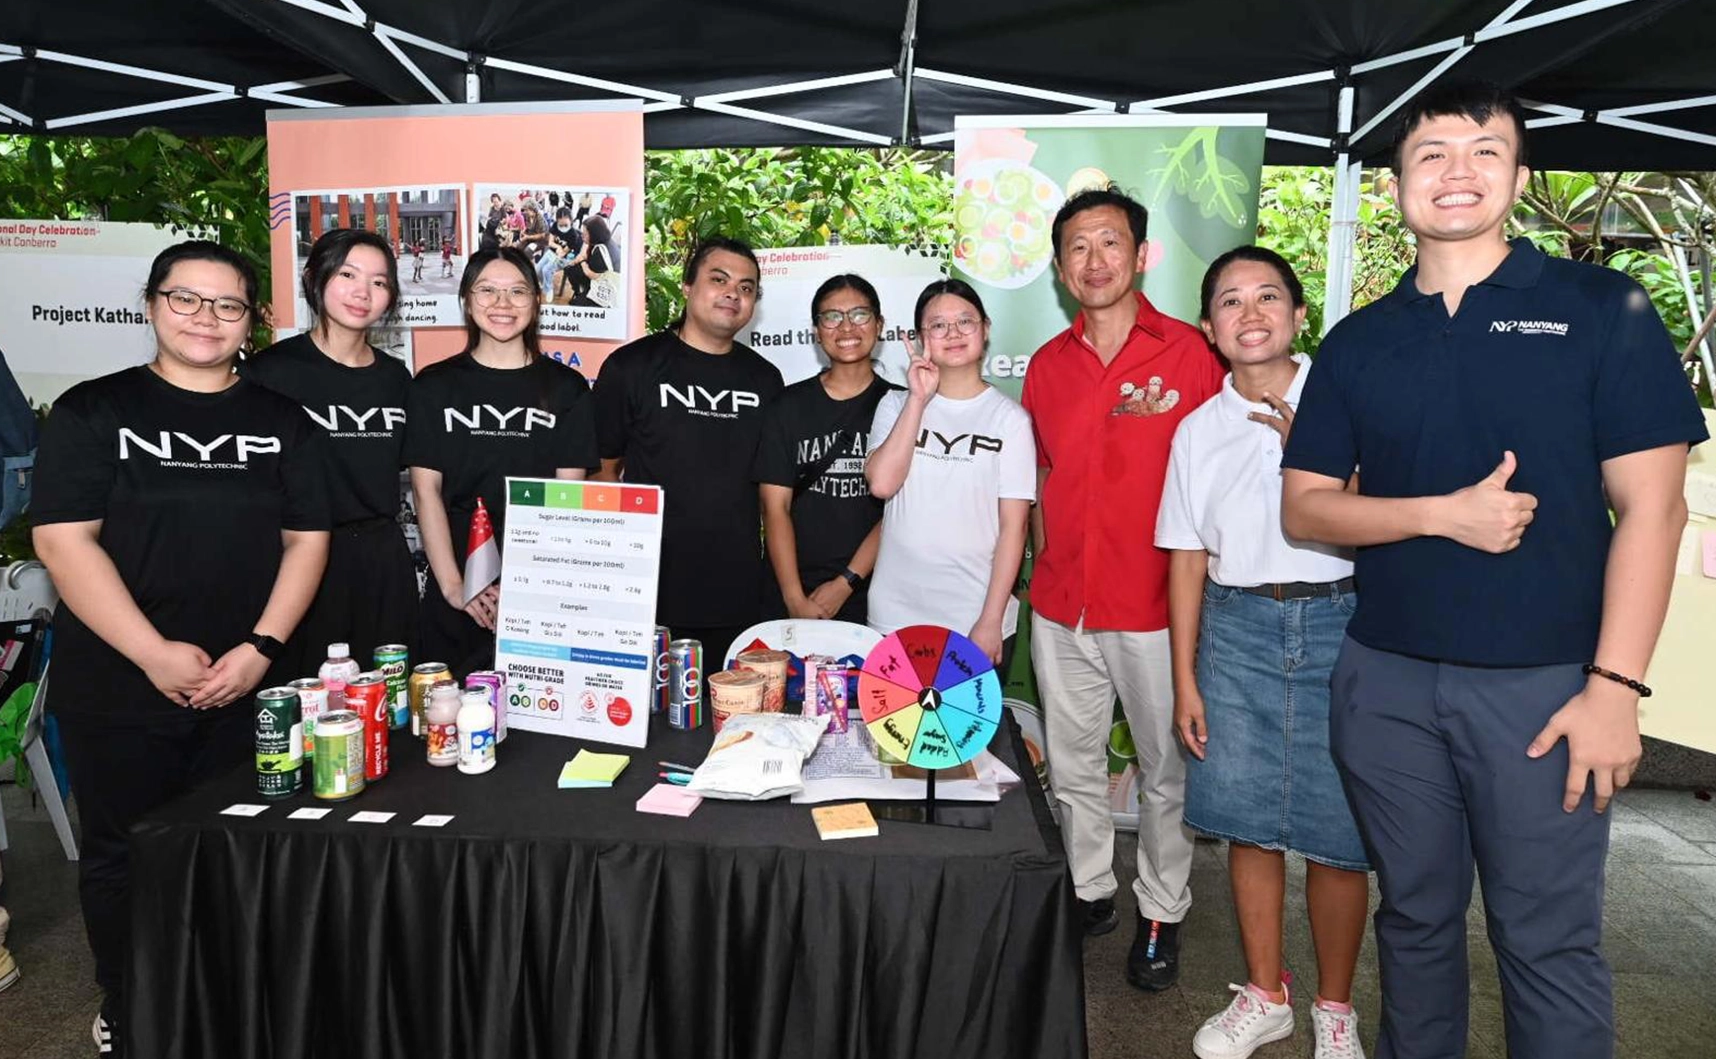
954;115;1266;827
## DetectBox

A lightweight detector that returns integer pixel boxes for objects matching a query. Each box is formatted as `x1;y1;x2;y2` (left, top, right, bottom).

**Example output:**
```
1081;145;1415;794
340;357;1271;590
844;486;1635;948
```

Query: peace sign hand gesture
906;347;940;405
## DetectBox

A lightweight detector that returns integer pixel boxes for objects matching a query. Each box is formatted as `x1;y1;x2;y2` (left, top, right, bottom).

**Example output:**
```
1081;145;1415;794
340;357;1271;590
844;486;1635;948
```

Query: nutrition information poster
495;477;663;748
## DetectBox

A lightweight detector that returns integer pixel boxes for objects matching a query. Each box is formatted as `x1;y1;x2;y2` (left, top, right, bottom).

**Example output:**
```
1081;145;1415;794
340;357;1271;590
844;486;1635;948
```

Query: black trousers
57;709;251;1010
291;518;418;675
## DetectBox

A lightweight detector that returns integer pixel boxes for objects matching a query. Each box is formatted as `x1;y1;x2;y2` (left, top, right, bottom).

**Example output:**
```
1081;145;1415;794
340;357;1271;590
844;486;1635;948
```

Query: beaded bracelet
1582;664;1652;698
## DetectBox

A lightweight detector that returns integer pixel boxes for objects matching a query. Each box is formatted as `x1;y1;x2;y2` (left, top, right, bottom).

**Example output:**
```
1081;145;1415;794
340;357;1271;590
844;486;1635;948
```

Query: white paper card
348;811;396;823
413;814;454;827
220;803;269;817
288;807;332;820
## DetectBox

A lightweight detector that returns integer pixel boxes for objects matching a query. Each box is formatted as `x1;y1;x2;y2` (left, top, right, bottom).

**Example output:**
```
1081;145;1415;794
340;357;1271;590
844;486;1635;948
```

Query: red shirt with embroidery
1022;291;1224;632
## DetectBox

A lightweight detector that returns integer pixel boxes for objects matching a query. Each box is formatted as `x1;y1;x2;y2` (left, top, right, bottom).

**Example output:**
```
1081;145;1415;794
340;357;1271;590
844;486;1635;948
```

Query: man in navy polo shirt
1282;82;1705;1059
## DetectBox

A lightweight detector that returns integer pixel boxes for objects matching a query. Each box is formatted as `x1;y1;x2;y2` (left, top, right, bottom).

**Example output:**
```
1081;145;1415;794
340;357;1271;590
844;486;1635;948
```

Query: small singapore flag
463;497;502;604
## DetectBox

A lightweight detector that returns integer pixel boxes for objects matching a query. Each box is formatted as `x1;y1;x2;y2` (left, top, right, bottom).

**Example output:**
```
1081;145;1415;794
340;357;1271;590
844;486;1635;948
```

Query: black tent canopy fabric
2;0;1713;169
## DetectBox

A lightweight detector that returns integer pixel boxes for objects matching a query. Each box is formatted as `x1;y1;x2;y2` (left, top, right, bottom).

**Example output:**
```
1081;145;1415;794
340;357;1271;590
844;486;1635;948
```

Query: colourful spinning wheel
858;625;1002;768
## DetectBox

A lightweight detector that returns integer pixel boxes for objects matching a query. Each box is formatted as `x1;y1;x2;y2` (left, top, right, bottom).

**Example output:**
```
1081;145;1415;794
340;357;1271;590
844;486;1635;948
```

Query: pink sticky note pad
636;783;702;817
1703;530;1716;578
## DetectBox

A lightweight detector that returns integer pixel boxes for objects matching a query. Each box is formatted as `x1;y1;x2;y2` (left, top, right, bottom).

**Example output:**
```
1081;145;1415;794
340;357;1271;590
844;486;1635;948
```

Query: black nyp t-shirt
404;353;598;557
32;367;331;722
240;333;410;525
595;331;785;627
751;372;898;621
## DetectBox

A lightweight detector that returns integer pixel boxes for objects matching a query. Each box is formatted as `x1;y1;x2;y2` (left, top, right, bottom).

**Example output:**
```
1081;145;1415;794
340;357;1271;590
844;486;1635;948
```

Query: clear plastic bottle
318;642;362;713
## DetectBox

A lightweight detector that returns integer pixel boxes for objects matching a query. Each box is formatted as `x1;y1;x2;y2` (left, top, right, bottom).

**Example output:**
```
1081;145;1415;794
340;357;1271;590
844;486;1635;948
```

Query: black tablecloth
127;713;1087;1059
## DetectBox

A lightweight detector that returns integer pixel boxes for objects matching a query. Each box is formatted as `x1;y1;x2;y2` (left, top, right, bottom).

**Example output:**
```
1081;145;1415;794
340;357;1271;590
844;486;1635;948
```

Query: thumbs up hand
1439;450;1538;553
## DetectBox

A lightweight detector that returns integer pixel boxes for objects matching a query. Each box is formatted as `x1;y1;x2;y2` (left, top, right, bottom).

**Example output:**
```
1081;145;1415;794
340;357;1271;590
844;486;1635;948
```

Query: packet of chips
686;711;832;800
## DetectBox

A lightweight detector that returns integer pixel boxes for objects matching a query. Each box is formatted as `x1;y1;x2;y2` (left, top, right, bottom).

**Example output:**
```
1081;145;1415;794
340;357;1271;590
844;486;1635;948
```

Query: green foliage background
1;129;1707;378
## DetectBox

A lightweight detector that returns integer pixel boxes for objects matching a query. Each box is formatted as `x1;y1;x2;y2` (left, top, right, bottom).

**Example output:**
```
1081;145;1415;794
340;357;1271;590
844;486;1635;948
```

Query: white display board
0;220;180;405
747;244;948;387
494;477;663;748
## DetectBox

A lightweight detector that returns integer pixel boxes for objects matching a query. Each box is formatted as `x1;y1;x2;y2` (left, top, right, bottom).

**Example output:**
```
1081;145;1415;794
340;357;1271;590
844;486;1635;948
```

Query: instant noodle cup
708;669;767;732
733;649;790;712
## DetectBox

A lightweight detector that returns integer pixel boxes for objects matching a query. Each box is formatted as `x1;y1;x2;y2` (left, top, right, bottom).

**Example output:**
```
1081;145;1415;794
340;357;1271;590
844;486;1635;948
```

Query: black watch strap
247;633;284;661
840;567;864;589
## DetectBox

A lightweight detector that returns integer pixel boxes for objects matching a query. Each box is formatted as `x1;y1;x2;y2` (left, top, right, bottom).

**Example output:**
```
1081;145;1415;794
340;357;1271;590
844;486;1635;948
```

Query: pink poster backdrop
266;102;645;379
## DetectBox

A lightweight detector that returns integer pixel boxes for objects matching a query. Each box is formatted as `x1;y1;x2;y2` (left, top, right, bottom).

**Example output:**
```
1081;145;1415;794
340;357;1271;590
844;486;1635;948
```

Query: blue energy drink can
652;625;672;714
668;638;703;730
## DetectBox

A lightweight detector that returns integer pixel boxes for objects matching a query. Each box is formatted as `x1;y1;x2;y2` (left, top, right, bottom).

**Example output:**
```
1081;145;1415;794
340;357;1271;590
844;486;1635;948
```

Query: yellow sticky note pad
558;750;631;788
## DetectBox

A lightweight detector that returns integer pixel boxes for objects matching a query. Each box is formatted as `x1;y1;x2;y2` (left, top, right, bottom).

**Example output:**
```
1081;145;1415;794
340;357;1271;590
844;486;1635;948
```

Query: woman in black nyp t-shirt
406;247;598;675
31;241;330;1044
752;273;899;623
242;228;414;671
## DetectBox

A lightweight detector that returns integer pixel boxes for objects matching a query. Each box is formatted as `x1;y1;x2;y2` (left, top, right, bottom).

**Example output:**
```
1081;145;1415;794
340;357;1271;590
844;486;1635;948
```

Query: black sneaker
1126;914;1182;991
1079;896;1119;936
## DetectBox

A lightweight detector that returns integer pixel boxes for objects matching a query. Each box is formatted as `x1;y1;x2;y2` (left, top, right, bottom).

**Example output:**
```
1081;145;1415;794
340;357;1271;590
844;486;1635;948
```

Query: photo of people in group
290;185;467;326
470;185;630;339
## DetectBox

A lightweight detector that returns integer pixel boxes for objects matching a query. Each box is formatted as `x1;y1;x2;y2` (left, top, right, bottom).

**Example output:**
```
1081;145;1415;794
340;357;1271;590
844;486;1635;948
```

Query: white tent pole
45;92;237;130
1131;69;1334;111
913;68;1117;111
1324;84;1359;334
702;70;895;106
373;27;450;104
0;101;31;126
1671;244;1716;395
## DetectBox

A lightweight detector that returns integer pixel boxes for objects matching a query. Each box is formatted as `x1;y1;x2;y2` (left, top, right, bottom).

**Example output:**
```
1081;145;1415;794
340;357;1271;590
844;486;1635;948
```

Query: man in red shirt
1022;187;1224;990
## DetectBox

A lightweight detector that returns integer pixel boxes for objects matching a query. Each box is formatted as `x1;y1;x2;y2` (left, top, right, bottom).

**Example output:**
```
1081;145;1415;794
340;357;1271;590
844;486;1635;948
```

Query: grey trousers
1330;637;1613;1059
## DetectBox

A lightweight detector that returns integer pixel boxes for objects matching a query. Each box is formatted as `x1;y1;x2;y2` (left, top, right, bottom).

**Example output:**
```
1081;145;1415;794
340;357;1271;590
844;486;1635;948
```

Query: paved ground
1;780;1712;1058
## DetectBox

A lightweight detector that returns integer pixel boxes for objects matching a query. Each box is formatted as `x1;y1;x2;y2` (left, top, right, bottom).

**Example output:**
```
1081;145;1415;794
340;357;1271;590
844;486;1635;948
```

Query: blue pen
658;771;692;784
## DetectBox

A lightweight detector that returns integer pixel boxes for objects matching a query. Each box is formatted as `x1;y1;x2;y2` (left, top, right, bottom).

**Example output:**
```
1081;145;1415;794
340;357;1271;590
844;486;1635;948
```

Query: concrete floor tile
1607;815;1716;865
1647;864;1716;918
1620;790;1716;842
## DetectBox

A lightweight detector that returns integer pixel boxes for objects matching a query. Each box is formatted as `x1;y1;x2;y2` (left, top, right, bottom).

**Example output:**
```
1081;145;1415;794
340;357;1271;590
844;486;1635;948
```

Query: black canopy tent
4;0;1713;166
4;0;1714;325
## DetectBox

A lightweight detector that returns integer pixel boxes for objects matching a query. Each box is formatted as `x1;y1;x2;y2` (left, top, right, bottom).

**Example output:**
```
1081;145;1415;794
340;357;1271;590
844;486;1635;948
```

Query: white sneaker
0;944;18;993
1311;1002;1365;1059
92;1012;114;1054
1192;982;1295;1059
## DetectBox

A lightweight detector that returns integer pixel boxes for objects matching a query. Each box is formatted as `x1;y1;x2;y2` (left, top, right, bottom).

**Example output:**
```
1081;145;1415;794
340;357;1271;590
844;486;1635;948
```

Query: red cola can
347;671;390;781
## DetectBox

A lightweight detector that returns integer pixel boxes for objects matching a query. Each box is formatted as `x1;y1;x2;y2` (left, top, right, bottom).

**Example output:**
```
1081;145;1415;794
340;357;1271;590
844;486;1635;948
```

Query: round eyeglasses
471;284;536;306
924;316;982;340
815;308;876;329
159;288;251;322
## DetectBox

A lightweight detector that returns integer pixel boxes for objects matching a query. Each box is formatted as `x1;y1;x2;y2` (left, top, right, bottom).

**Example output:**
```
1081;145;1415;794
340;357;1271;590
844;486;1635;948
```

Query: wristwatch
246;632;284;661
839;567;864;589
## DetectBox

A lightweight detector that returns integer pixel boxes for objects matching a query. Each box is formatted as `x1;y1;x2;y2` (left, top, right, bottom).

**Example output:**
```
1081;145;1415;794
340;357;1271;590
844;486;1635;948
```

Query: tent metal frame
4;0;1712;326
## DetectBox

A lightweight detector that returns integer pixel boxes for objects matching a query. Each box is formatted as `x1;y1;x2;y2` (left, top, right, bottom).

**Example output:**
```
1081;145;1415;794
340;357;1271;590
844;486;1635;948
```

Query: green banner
953;116;1266;823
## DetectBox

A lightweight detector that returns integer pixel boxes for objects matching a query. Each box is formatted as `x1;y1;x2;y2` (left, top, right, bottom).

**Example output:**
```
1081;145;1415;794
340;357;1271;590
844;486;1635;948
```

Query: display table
126;714;1086;1059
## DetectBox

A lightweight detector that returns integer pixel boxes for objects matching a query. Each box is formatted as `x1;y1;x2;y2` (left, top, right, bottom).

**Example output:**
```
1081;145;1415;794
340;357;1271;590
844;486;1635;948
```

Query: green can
255;687;303;799
312;710;366;801
375;644;410;730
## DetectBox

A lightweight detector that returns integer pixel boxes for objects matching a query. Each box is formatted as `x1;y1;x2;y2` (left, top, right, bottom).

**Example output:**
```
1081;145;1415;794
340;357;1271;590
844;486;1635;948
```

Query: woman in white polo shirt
1155;247;1368;1059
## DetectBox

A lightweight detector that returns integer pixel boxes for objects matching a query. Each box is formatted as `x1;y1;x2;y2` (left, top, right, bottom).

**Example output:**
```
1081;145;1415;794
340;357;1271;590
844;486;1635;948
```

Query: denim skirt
1184;579;1369;871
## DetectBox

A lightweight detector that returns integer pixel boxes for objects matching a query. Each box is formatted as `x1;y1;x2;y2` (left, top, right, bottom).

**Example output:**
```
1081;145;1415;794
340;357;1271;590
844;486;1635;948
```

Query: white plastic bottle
456;688;497;775
318;642;362;713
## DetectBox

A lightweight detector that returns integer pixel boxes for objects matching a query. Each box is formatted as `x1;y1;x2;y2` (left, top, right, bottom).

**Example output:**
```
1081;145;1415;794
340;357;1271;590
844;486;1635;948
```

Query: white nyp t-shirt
1154;354;1352;587
866;387;1037;637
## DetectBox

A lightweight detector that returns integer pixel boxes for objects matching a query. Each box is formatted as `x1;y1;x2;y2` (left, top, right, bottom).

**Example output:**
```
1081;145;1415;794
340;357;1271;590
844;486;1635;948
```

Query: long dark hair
458;247;542;362
301;227;400;326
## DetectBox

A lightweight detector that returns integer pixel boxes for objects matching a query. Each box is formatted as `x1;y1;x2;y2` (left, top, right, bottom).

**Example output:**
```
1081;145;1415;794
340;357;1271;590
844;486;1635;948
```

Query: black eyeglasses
159;288;251;322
